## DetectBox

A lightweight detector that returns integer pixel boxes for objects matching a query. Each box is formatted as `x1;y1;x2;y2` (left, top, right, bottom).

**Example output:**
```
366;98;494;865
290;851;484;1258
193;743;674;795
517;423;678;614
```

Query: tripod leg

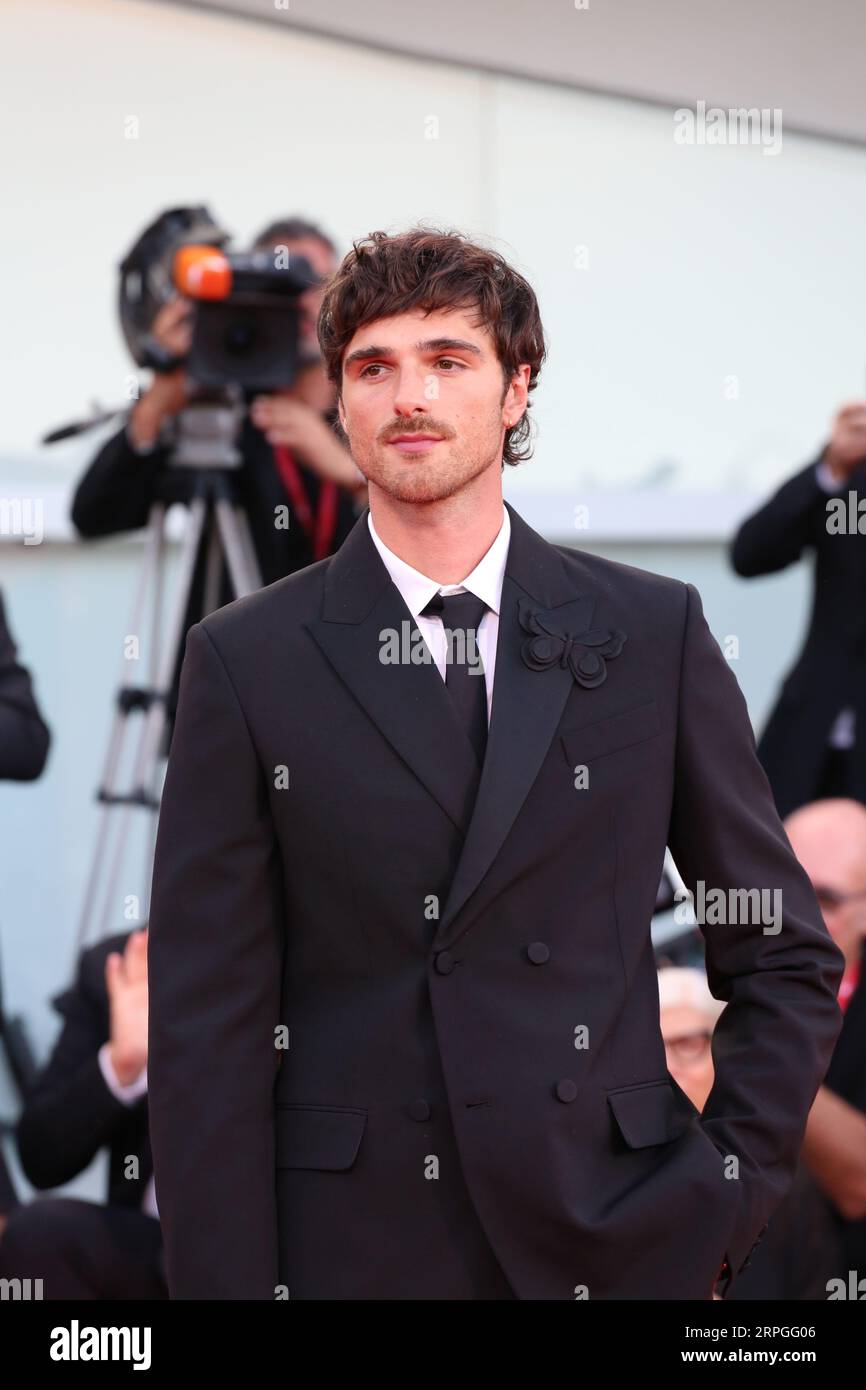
212;499;263;598
91;497;209;945
202;509;224;618
73;503;168;963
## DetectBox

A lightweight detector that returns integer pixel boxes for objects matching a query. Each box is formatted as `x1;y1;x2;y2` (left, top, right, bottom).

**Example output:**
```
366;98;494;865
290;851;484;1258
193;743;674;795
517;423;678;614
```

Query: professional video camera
118;204;320;392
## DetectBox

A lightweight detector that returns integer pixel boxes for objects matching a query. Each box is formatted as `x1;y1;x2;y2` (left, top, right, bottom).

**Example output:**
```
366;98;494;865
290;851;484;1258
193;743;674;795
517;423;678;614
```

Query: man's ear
337;392;348;437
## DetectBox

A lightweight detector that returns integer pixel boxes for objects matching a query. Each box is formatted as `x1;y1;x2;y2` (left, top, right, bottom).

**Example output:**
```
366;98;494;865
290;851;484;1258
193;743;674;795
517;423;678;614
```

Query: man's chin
363;445;472;499
369;471;461;505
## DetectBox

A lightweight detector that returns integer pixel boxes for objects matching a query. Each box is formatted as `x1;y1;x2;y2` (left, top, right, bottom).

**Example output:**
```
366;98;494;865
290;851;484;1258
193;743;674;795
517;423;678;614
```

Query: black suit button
407;1099;431;1122
435;951;456;975
555;1079;578;1103
527;941;550;965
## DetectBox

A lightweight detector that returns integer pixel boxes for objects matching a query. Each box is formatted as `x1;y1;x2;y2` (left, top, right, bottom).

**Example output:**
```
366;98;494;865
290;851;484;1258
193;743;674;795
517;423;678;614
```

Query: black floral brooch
517;598;627;689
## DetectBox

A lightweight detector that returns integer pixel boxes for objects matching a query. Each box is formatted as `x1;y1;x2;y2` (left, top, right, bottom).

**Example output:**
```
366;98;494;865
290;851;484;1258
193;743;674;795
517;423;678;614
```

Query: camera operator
70;215;367;734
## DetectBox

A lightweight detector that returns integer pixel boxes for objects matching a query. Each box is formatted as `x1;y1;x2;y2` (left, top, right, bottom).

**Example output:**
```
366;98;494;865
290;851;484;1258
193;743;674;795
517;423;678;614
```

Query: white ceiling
157;0;866;146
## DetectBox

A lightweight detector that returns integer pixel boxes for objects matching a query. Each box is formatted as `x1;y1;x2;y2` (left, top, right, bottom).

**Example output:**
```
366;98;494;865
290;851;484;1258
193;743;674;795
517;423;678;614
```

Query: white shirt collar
367;504;510;621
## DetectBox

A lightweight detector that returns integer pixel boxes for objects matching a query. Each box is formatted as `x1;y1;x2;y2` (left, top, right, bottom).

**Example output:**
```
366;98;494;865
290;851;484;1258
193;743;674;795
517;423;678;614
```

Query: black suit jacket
148;500;845;1300
0;587;50;782
15;930;152;1211
70;411;360;739
730;451;866;817
725;1164;843;1300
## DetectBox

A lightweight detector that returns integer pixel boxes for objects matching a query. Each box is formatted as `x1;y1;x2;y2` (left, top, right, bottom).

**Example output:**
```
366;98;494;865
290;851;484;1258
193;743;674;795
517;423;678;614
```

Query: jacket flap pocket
275;1104;367;1171
607;1079;689;1148
561;699;660;766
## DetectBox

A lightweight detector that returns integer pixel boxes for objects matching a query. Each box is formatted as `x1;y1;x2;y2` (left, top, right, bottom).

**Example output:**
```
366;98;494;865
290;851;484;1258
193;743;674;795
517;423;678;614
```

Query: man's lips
387;434;444;454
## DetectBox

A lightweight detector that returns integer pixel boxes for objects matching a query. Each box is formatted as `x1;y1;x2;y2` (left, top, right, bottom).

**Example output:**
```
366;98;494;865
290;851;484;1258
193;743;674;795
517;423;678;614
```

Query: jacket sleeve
15;947;133;1189
729;453;834;577
70;421;169;537
667;582;846;1294
0;589;51;781
146;621;284;1299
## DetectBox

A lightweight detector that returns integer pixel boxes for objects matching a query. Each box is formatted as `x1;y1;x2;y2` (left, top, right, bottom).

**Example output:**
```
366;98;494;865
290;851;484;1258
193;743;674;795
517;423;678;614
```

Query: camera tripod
73;394;263;964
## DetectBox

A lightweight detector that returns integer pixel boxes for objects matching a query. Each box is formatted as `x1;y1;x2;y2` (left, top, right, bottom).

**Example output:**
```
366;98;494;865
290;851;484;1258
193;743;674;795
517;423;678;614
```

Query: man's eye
360;359;464;378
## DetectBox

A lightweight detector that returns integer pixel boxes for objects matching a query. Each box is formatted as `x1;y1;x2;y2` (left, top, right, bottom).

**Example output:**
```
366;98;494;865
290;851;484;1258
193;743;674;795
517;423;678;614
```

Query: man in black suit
0;928;165;1298
147;226;846;1301
730;401;866;817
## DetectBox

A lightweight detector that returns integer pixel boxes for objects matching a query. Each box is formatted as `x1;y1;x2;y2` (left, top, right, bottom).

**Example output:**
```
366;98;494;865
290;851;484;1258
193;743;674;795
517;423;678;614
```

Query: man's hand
823;400;866;481
129;368;189;448
128;297;194;449
250;394;367;494
105;927;149;1085
251;395;338;462
151;296;194;359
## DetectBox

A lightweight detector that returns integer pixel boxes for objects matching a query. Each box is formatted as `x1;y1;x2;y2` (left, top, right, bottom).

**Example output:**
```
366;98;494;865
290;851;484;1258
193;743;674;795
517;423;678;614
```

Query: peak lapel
304;509;481;834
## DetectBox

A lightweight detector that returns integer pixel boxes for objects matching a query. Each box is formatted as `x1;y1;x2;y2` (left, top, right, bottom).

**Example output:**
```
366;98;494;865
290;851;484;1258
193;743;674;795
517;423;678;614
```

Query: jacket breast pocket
561;699;661;769
606;1077;689;1148
274;1103;367;1171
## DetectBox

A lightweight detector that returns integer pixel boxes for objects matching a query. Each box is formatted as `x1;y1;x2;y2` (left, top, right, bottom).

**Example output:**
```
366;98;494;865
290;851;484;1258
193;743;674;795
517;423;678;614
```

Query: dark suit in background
0;587;50;781
823;954;866;1275
725;1163;844;1300
148;500;845;1300
0;931;165;1298
0;585;50;1218
731;452;866;817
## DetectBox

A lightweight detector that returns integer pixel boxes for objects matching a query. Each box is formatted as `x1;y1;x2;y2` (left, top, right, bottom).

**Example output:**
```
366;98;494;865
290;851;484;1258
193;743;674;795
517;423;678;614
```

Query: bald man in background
659;967;842;1298
786;800;866;1277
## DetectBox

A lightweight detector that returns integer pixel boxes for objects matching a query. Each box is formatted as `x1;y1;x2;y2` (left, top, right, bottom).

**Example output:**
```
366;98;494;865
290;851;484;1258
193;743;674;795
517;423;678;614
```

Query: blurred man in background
786;800;866;1281
659;795;866;1297
659;966;844;1299
70;215;367;735
731;401;866;817
0;586;51;1237
0;926;165;1298
0;589;50;782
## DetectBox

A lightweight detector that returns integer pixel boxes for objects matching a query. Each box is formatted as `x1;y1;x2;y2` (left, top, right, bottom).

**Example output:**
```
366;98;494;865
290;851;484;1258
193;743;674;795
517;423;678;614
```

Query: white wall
4;0;866;513
186;0;866;146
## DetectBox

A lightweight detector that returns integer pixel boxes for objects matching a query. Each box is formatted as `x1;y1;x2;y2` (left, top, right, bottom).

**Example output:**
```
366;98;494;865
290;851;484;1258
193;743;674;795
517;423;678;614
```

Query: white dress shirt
814;460;856;749
367;504;511;724
97;1042;159;1220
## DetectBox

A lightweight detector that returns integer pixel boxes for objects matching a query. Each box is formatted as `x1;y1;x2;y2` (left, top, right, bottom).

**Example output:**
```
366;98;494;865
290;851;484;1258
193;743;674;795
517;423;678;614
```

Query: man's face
660;1003;715;1112
337;306;529;504
785;818;866;968
277;236;336;364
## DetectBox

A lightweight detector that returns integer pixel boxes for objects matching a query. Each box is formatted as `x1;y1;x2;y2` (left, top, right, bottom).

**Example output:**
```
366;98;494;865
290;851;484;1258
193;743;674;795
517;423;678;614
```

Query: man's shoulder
552;540;690;618
195;554;332;654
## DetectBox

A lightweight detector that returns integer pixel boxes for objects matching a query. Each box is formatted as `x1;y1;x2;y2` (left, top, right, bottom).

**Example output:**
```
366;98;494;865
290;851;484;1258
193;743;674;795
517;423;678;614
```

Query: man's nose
391;365;435;415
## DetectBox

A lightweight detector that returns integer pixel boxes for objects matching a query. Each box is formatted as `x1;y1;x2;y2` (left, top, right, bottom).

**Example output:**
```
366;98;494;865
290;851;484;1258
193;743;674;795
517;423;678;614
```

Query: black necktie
420;591;489;767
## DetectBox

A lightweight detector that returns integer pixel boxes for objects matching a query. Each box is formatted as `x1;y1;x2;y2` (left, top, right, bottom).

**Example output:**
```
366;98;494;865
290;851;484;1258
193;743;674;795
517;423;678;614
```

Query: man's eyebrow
344;337;484;369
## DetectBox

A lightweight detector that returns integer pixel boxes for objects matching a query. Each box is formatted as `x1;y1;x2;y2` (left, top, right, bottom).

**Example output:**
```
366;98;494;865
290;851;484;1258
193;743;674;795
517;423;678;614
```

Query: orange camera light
173;245;233;300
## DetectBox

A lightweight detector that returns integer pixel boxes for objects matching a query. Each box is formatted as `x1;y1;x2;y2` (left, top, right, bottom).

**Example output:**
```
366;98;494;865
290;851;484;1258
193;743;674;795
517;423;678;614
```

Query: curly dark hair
317;225;546;467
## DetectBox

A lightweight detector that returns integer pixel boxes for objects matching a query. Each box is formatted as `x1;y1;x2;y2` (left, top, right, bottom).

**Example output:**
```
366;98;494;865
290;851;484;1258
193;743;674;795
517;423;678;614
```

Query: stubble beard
349;430;503;506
